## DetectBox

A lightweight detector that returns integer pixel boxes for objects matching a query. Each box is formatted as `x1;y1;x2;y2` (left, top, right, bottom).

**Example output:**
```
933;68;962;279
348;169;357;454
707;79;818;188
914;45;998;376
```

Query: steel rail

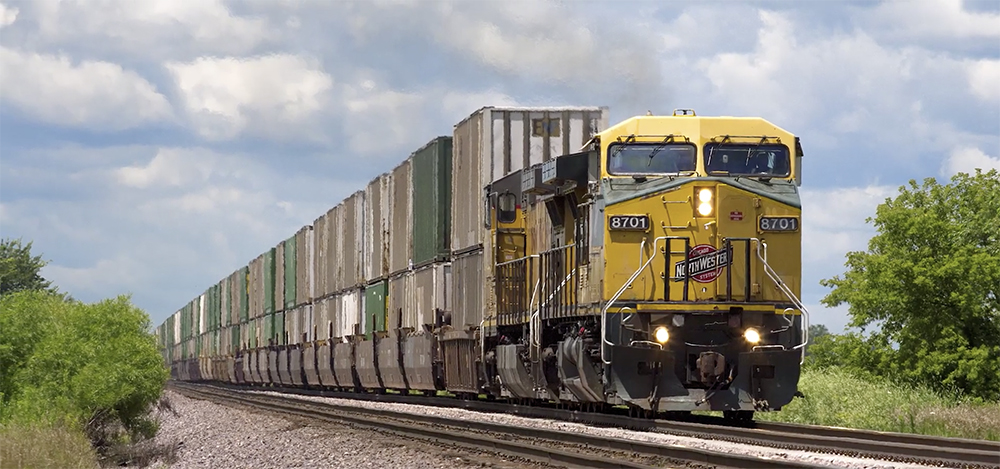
652;418;1000;469
170;382;815;469
176;380;1000;469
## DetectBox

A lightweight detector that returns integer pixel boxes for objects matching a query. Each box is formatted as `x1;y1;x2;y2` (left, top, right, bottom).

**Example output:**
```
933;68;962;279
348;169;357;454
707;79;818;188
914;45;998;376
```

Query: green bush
0;290;170;455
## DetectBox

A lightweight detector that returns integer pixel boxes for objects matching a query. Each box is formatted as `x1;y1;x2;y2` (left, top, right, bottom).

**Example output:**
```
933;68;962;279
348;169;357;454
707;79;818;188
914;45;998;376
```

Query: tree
820;169;1000;401
0;238;55;297
804;324;830;357
808;324;830;342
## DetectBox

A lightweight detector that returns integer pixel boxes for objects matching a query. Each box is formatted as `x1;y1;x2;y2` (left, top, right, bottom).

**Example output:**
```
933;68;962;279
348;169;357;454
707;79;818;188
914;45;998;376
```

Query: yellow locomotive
488;109;808;420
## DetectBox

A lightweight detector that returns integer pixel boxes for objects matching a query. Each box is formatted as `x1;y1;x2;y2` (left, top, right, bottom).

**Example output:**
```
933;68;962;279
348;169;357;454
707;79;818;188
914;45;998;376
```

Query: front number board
609;214;650;231
758;216;800;232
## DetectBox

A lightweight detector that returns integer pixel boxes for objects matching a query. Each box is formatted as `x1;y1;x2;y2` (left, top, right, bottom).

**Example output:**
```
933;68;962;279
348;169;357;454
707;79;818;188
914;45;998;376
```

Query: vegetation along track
170;381;819;469
177;381;1000;469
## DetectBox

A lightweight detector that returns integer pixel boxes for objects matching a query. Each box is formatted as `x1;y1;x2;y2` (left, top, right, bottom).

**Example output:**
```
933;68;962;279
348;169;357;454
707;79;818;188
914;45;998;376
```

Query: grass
749;366;1000;441
0;421;99;469
0;395;181;469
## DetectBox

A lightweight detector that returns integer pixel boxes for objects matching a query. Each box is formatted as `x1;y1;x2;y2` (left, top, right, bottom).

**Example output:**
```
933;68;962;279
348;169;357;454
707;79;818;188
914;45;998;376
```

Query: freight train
157;105;810;421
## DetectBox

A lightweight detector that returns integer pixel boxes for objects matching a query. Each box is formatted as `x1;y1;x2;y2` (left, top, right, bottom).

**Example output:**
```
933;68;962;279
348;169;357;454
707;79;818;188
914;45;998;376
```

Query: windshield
703;143;790;177
607;143;697;175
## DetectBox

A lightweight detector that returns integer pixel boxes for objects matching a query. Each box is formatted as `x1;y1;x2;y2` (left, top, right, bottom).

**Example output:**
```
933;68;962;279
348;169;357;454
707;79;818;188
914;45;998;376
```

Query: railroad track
170;382;817;469
175;381;1000;469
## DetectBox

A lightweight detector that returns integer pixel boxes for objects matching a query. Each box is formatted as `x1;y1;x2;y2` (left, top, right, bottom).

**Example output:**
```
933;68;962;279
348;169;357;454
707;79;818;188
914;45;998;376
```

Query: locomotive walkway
171;381;1000;469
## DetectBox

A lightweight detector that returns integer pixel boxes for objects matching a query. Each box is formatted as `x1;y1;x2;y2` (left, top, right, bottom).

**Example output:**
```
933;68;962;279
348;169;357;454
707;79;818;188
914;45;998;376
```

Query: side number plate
609;214;650;231
759;216;799;232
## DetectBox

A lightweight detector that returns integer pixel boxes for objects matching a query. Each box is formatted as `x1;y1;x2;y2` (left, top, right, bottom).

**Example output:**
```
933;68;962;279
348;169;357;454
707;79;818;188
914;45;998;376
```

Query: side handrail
528;279;541;348
480;315;494;371
601;236;669;365
754;240;809;363
530;267;576;350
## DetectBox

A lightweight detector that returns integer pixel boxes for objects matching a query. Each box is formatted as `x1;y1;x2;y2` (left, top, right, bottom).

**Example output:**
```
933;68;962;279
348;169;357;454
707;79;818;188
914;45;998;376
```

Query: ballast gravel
141;390;541;469
249;388;951;469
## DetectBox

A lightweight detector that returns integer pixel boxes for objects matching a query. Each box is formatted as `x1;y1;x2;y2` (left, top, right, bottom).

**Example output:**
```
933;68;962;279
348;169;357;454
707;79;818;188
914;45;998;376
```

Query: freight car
155;106;809;421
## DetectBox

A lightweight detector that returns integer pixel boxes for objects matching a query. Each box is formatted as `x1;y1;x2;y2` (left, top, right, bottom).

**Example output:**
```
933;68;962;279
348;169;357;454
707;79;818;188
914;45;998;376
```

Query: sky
1;0;998;333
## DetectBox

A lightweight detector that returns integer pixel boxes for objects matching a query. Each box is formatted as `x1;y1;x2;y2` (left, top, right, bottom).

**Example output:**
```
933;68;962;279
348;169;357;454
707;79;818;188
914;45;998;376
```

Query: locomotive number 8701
609;214;650;231
758;216;799;232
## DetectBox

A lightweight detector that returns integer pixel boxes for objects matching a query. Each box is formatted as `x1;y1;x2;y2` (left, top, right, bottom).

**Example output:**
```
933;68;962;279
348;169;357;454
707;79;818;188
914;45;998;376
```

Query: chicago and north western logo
673;244;733;283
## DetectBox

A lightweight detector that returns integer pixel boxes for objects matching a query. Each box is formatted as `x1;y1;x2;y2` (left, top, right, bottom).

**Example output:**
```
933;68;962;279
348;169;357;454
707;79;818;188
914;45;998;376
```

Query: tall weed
754;367;1000;441
0;421;98;469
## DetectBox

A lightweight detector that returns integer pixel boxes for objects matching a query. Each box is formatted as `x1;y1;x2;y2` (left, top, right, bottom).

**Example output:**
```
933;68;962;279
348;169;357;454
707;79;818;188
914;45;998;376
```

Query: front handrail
754;240;809;363
601;236;669;365
599;236;809;365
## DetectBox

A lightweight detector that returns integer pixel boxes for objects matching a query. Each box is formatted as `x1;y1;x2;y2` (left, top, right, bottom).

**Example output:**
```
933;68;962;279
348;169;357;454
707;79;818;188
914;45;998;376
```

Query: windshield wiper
744;135;771;166
646;134;680;167
610;135;636;161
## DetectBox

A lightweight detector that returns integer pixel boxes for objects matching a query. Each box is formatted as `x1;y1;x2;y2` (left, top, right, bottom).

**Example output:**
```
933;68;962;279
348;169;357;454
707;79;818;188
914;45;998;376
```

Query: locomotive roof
595;113;797;145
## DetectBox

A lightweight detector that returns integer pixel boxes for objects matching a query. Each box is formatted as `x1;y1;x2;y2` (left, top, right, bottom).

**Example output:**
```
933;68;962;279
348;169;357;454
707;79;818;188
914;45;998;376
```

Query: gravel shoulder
249;388;948;469
139;390;544;469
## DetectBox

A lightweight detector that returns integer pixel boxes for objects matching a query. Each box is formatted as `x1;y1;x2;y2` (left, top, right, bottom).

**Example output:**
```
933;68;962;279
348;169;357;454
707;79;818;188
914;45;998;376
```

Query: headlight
744;328;761;344
697;202;713;216
654;326;670;344
698;188;713;203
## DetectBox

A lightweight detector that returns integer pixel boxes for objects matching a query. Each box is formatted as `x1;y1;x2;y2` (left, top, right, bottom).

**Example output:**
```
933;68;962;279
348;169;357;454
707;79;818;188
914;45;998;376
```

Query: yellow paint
599;113;802;307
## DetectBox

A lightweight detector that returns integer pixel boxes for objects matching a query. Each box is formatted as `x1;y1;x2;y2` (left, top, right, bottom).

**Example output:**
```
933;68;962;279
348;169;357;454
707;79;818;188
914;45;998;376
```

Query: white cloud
942;146;1000;176
3;144;354;322
339;1;665;112
44;255;148;295
801;185;896;264
338;77;520;156
29;0;272;57
0;47;172;130
0;2;17;27
166;54;334;141
438;89;521;121
866;0;1000;41
799;185;900;333
135;185;260;220
428;2;599;84
689;8;996;163
696;10;926;127
967;59;1000;101
115;148;225;189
